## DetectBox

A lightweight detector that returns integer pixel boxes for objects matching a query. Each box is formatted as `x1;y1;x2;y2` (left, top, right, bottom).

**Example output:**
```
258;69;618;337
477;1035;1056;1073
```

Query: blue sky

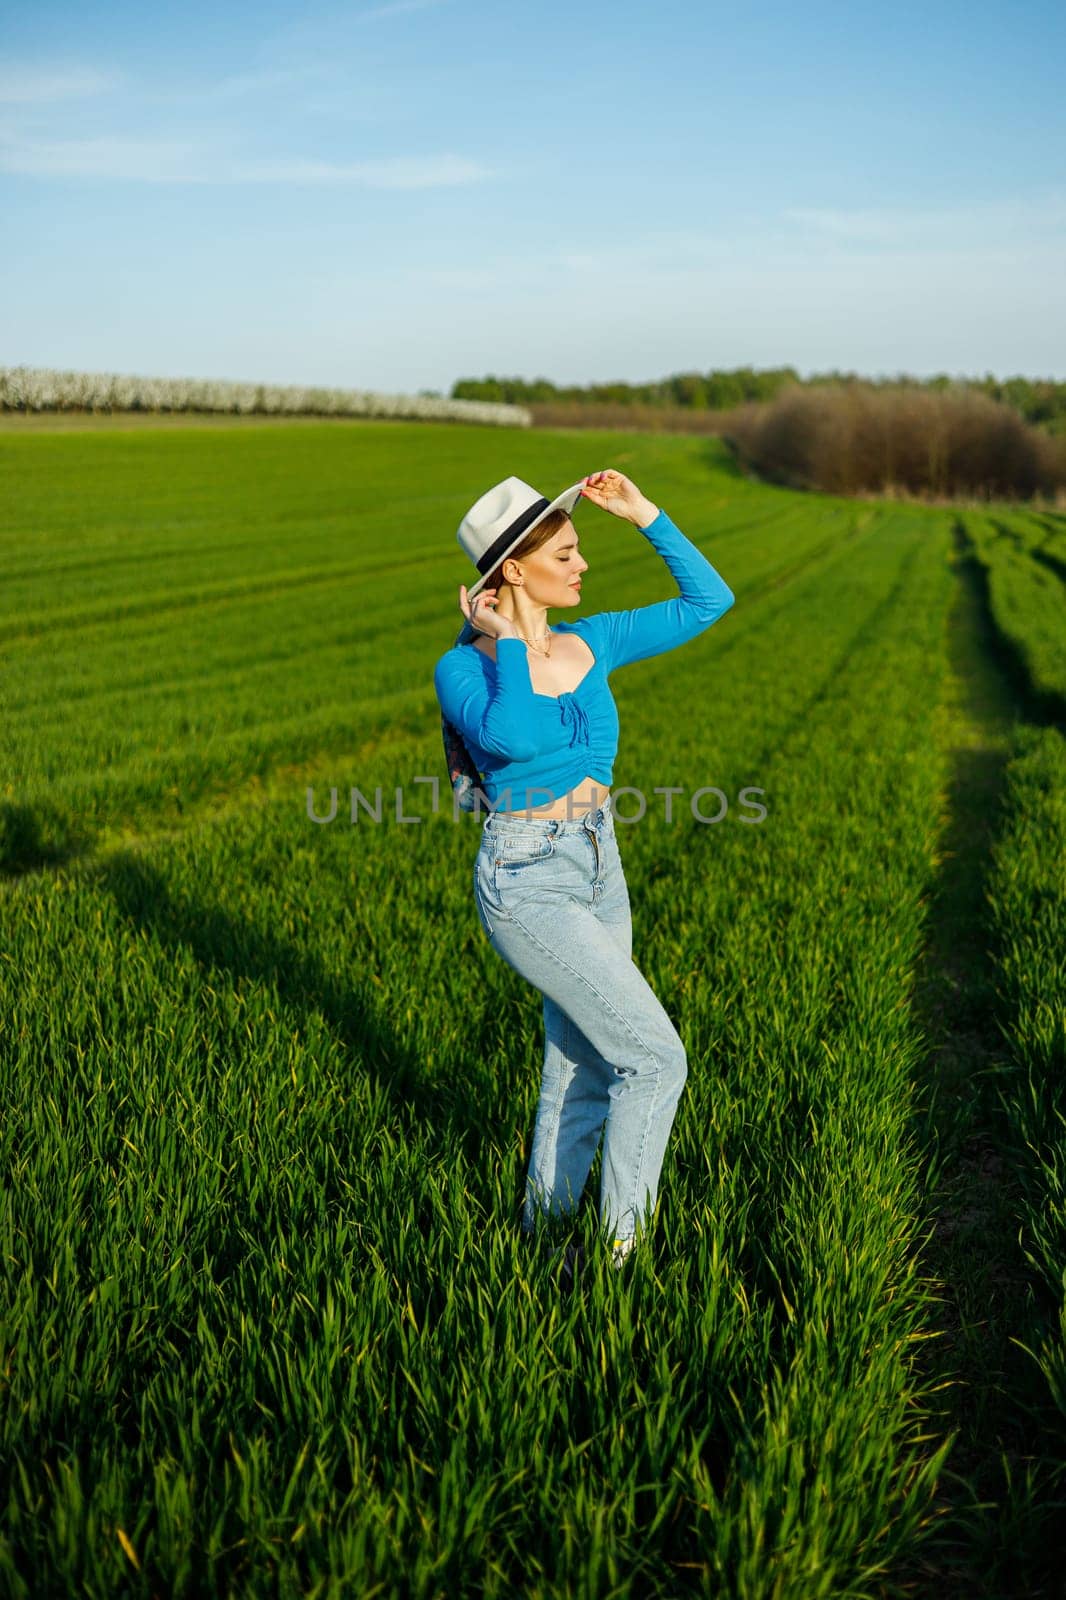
2;0;1065;393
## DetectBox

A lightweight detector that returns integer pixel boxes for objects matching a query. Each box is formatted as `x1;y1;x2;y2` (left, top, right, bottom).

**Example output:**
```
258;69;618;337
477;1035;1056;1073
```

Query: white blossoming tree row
0;366;532;427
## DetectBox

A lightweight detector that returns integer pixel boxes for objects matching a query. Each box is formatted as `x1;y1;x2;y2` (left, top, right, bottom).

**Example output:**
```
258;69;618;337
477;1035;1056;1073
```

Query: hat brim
465;479;585;603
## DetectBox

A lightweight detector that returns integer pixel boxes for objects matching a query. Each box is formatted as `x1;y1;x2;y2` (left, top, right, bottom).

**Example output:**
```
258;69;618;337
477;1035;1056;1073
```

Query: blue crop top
433;507;735;811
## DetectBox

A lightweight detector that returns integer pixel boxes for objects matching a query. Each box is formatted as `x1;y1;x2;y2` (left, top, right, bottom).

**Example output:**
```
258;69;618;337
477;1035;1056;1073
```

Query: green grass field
2;418;1064;1597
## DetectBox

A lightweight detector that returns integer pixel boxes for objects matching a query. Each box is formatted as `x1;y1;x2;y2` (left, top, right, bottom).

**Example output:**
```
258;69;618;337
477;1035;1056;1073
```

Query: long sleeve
596;507;735;672
433;636;543;762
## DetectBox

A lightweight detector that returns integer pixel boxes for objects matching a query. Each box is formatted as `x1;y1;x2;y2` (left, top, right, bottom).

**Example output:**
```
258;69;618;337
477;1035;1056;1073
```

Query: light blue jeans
472;794;688;1253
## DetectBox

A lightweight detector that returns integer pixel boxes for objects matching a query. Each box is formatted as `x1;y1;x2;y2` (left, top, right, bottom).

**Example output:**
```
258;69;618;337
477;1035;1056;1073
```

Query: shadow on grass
0;800;96;879
88;848;501;1174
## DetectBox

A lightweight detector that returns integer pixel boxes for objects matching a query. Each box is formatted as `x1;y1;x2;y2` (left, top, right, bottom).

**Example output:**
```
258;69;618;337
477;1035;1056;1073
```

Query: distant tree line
451;368;1066;433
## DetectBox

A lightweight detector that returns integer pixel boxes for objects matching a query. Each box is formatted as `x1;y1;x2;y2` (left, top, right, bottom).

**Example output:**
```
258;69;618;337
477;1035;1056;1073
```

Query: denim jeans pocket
494;835;556;868
489;833;556;911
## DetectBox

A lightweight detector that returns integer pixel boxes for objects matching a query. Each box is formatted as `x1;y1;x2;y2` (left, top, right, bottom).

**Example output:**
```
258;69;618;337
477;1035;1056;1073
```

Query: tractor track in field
1029;544;1066;586
745;515;927;773
966;521;1066;730
986;513;1066;586
892;518;1064;1598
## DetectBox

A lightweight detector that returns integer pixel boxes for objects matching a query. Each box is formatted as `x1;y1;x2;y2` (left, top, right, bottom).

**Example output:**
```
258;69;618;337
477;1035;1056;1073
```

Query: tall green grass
0;420;1061;1595
964;506;1066;1559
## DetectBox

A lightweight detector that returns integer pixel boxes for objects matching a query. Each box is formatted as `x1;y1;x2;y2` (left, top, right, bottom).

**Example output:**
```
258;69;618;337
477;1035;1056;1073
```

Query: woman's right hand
460;584;518;640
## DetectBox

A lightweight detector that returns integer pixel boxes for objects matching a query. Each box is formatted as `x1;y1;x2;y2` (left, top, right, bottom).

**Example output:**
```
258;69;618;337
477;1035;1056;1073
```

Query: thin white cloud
0;64;122;104
0;129;492;187
122;61;382;122
783;194;1066;244
529;202;1066;280
0;133;203;181
401;215;1066;312
234;0;451;70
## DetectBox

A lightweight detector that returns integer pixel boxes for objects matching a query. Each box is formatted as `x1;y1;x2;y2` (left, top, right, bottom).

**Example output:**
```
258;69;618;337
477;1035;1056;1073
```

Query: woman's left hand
579;470;658;526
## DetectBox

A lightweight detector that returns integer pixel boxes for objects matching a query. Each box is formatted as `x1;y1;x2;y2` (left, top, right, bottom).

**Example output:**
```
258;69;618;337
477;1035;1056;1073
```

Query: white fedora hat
457;475;585;603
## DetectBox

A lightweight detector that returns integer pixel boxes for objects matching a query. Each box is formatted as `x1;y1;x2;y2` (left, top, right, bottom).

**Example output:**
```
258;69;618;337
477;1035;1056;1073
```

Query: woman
433;468;735;1274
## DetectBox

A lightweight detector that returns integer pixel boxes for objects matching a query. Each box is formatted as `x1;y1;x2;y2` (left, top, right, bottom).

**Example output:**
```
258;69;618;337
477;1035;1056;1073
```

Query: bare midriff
494;779;612;820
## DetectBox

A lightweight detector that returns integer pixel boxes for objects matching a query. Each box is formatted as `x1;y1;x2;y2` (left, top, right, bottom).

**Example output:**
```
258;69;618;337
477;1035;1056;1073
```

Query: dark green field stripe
956;517;1066;723
1029;544;1066;585
893;525;1066;1596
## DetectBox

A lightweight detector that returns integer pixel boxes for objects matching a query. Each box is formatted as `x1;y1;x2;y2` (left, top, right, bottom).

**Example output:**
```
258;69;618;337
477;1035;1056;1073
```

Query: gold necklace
515;627;552;657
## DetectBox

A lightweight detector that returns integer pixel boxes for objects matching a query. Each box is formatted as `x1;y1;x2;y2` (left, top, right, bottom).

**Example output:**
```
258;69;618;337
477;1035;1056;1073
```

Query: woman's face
506;519;588;606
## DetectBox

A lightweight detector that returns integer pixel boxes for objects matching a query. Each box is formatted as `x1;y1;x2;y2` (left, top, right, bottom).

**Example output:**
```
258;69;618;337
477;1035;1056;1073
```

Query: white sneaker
611;1236;635;1269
